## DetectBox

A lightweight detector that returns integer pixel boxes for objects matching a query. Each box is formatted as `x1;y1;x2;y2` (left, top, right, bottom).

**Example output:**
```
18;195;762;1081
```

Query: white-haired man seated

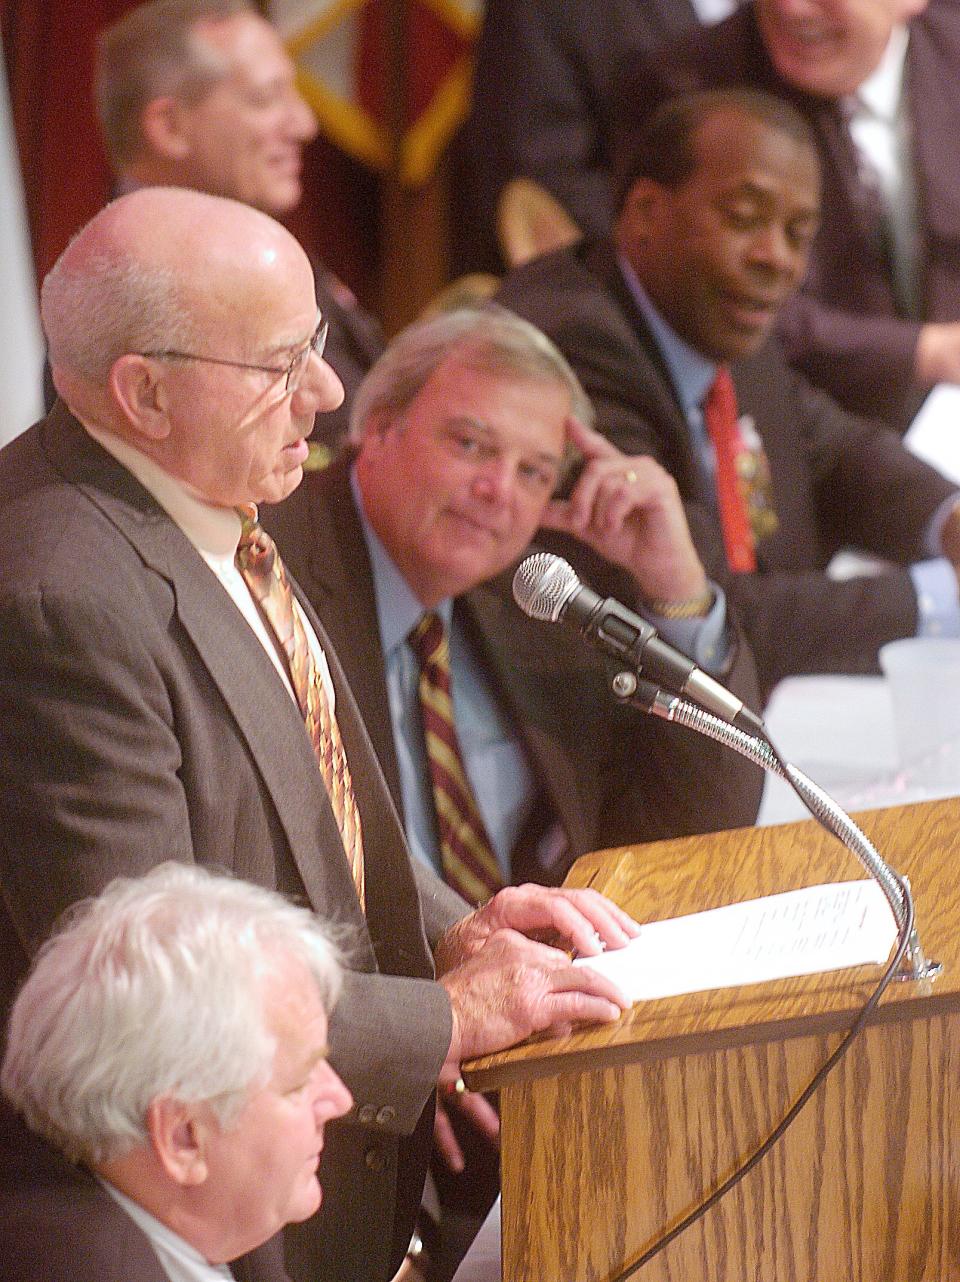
0;863;352;1282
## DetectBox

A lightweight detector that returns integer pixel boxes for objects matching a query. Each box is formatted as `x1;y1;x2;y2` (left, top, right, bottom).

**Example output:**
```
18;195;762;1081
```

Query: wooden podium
463;797;960;1282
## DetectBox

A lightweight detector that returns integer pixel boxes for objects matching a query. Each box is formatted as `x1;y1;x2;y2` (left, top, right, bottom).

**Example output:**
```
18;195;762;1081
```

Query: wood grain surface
464;798;960;1281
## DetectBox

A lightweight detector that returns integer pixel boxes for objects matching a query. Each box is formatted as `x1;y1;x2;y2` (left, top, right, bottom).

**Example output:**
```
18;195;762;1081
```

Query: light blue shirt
618;255;960;639
351;470;534;880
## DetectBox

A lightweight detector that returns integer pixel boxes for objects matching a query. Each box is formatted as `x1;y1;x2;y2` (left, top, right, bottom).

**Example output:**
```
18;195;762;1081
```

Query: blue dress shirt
351;470;534;879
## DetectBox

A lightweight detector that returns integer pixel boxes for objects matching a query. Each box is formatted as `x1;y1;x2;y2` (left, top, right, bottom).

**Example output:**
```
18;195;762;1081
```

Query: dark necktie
236;509;365;908
703;368;757;573
838;96;890;228
408;612;503;904
838;96;917;317
834;97;914;307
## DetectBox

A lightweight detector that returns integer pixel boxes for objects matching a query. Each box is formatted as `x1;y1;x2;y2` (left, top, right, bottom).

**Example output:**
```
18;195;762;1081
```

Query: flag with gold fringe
271;0;482;186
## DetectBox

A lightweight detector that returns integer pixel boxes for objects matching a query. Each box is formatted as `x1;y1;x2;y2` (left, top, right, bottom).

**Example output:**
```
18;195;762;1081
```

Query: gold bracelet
644;587;714;619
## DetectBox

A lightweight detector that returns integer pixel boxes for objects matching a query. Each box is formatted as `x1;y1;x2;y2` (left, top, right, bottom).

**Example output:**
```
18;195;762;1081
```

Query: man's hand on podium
434;882;639;971
434;884;638;1077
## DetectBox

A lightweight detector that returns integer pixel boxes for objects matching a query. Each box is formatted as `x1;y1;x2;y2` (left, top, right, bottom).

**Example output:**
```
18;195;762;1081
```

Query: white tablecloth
757;673;960;826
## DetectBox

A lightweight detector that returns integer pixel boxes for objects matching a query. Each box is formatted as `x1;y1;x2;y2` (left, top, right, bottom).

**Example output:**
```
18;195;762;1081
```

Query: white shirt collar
853;23;909;124
83;422;243;567
81;420;328;706
99;1179;233;1282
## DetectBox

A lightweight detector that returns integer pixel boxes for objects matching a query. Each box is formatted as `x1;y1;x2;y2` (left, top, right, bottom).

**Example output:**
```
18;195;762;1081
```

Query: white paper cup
879;637;960;785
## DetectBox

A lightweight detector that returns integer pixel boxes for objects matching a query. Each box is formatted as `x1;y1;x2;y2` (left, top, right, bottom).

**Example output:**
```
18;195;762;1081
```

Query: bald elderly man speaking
0;187;637;1282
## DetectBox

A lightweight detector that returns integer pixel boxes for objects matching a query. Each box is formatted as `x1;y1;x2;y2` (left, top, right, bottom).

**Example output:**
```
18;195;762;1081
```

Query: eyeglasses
140;316;329;393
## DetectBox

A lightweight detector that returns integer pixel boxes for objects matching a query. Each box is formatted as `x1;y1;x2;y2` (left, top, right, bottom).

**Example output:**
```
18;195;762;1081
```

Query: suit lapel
906;13;960;248
170;567;372;950
272;465;434;974
41;410;372;955
813;100;889;253
293;462;403;808
461;581;592;874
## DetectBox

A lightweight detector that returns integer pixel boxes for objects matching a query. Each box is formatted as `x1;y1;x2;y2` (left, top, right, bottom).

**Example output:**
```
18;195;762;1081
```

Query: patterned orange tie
408;613;503;905
704;367;757;573
236;508;365;909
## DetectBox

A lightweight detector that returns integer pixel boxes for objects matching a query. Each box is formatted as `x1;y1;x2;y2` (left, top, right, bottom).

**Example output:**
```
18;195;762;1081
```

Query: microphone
512;551;763;734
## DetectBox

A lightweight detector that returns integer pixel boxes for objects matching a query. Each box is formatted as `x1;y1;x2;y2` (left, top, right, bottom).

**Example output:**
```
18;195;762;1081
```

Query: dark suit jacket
615;0;960;430
0;405;468;1282
310;265;384;448
496;238;958;699
451;0;701;272
264;456;764;882
0;1100;290;1282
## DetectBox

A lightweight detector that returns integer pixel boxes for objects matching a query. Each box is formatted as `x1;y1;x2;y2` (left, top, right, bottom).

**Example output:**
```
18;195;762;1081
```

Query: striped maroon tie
408;613;503;904
236;509;365;909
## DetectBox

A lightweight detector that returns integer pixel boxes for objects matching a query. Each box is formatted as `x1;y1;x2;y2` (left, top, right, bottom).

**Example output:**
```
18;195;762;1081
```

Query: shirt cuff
647;583;730;673
926;492;960;557
910;558;960;637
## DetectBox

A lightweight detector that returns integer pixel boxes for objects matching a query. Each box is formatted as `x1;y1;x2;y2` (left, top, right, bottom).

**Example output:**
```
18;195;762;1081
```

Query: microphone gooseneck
512;549;937;982
514;551;938;1282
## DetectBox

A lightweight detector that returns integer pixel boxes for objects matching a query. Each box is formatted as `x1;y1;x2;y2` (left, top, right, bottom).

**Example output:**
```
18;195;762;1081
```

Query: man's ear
146;1095;213;1187
361;409;401;453
616;177;663;246
139;96;193;161
110;355;172;443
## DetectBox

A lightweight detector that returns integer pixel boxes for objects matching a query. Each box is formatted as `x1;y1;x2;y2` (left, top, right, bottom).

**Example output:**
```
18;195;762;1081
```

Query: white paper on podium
904;383;960;484
574;880;898;1002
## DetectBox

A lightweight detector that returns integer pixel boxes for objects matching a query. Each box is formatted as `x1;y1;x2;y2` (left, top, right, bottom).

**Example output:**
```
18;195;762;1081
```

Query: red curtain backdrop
1;0;129;284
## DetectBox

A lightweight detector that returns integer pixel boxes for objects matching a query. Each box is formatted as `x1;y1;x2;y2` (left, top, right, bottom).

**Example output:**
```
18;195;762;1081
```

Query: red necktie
236;510;365;909
408;613;503;905
704;368;757;573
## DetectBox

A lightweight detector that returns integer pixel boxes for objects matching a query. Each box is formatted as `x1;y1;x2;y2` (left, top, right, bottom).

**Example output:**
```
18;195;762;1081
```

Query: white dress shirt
689;0;738;24
843;24;920;315
83;423;336;708
100;1181;233;1282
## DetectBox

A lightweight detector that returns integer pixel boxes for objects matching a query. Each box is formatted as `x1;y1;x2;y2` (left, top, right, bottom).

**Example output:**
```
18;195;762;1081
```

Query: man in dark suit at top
496;89;960;704
0;863;353;1282
84;0;384;446
0;185;637;1282
616;0;960;431
453;0;738;274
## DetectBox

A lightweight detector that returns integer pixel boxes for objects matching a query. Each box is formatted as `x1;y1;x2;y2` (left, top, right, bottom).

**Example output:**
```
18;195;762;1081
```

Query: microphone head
512;552;581;622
